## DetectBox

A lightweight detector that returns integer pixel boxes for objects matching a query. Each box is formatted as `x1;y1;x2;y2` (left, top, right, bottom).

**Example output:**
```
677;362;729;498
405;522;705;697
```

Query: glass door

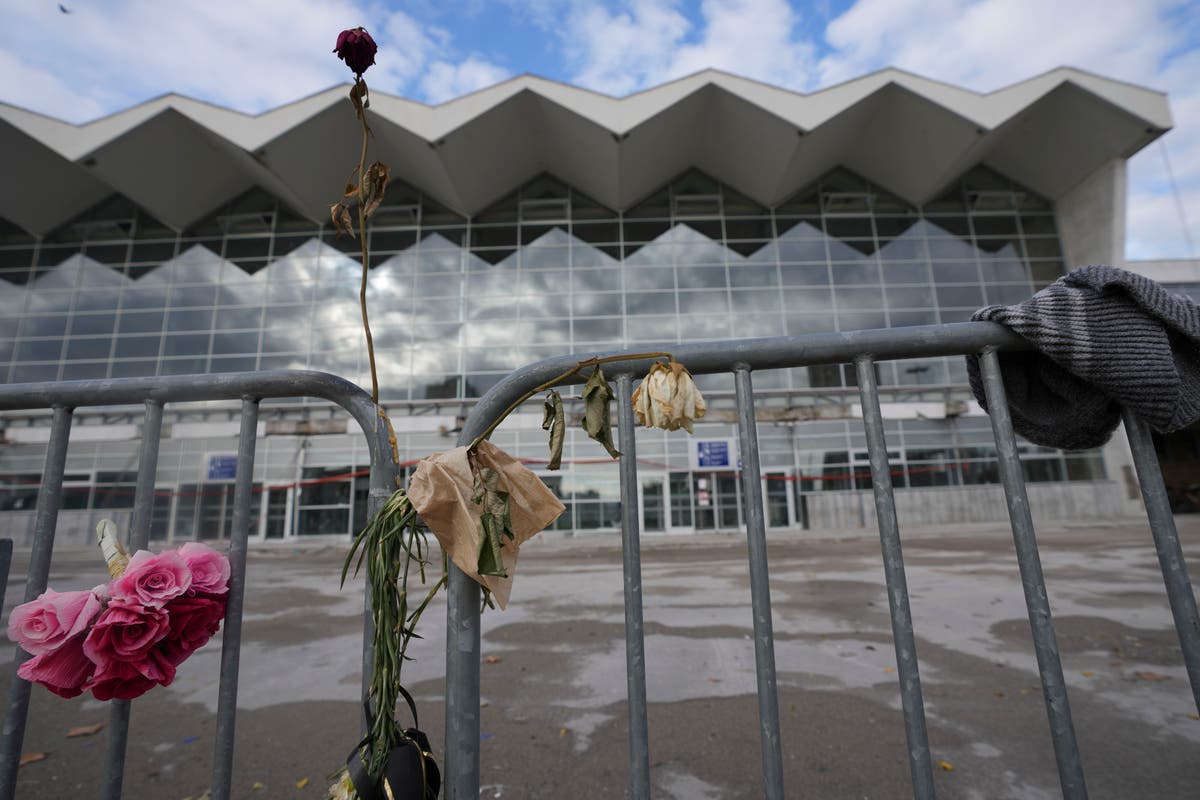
639;475;666;532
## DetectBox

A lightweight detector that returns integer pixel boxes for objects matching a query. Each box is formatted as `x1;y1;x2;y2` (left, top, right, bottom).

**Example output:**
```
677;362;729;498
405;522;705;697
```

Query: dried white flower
631;360;707;433
326;768;356;800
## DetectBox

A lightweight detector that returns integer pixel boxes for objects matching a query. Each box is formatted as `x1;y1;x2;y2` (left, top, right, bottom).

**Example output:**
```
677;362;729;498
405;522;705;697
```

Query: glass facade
0;166;1064;396
0;165;1104;536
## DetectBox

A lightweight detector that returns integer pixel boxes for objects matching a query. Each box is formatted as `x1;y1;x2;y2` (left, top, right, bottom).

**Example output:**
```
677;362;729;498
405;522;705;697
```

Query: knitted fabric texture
965;265;1200;450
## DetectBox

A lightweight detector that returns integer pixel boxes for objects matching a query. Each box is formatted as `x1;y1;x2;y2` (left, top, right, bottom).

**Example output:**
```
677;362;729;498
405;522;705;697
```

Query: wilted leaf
361;161;391;219
329;202;355;238
1134;671;1170;681
1081;671;1095;678
472;466;515;578
295;777;309;789
581;367;620;458
542;390;565;470
349;81;365;119
66;723;103;738
938;760;954;772
19;752;47;766
485;655;503;664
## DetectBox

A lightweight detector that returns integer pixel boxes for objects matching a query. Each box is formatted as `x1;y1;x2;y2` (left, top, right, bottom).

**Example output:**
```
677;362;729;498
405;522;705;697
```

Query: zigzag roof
0;67;1171;236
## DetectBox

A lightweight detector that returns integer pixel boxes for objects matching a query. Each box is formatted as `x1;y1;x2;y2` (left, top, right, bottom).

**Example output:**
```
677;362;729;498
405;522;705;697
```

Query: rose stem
355;78;380;404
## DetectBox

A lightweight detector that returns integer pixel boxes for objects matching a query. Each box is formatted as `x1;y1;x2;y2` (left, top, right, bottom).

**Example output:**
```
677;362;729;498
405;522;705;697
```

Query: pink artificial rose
160;595;226;666
17;632;96;699
86;657;173;701
7;588;102;655
176;542;230;596
111;549;191;608
83;599;170;670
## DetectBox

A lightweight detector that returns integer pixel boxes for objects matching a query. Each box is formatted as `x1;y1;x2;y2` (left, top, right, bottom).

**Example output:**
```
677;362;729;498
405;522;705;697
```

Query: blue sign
696;440;731;468
207;454;238;481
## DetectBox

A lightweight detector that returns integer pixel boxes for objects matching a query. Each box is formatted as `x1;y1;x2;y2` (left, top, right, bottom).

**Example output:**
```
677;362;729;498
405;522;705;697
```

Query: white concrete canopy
0;67;1171;235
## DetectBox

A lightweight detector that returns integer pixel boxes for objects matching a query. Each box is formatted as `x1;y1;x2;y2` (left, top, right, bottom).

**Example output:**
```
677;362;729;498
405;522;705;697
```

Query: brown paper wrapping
407;440;565;609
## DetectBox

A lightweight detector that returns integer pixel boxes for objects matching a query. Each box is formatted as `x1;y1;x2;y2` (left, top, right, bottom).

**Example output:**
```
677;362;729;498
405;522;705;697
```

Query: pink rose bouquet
7;537;230;701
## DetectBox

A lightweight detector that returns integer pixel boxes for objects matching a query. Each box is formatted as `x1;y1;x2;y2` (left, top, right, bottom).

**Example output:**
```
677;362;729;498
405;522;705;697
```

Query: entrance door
639;475;666;533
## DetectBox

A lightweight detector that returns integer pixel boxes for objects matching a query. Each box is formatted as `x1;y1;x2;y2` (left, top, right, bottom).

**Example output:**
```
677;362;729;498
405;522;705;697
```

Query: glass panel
669;472;693;528
298;508;350;535
766;473;789;527
642;479;664;532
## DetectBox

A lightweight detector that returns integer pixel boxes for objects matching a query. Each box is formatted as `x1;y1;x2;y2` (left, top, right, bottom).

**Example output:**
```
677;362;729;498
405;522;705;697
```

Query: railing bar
854;356;936;799
0;539;12;623
1121;410;1200;711
615;373;652;800
0;405;73;800
444;550;481;799
128;400;164;550
979;348;1087;799
733;366;785;800
101;399;164;800
210;398;260;800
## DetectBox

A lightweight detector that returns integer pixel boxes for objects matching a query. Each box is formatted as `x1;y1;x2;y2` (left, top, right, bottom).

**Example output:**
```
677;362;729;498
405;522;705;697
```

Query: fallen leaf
1081;671;1095;678
993;691;1005;698
251;782;265;791
66;723;104;738
884;666;895;673
559;728;568;737
295;777;309;789
485;655;503;664
939;760;954;772
1188;713;1199;721
19;752;47;766
1134;671;1169;682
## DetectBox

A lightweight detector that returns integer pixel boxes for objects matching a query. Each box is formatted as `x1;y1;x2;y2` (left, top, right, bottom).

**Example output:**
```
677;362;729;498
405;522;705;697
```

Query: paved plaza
3;517;1199;798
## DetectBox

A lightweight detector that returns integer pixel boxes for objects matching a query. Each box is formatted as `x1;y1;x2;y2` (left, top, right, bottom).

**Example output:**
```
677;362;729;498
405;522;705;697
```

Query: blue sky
0;0;1197;260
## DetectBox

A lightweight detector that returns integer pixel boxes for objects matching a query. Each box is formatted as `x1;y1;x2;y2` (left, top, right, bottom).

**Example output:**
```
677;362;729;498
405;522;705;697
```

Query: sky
0;0;1197;261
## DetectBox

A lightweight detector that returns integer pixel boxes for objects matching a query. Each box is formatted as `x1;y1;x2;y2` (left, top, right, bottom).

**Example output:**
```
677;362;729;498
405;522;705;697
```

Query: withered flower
632;360;707;433
333;27;377;79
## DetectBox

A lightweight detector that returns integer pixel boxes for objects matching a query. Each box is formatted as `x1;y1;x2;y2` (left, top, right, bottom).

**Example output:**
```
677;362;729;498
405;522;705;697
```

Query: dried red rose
334;27;377;79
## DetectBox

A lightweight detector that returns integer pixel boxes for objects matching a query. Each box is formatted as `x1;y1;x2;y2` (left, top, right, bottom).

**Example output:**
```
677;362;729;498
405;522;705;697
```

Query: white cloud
563;0;692;96
664;0;817;89
0;0;508;118
419;58;512;104
552;0;816;95
818;0;1176;91
0;49;109;122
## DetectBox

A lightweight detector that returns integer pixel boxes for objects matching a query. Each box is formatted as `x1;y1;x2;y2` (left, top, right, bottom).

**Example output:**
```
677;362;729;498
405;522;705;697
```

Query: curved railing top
458;321;1031;446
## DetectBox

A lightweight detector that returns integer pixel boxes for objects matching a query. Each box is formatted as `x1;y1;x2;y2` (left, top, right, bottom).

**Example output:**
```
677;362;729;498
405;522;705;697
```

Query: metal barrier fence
0;323;1198;799
448;321;1200;800
0;371;400;800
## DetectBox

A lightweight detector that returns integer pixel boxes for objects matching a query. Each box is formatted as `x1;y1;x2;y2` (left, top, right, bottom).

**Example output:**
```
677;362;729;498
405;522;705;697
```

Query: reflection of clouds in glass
3;209;1042;396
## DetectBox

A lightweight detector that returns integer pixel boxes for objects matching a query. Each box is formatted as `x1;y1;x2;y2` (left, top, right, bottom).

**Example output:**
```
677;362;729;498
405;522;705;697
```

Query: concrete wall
1055;157;1125;269
1124;258;1200;283
802;480;1130;530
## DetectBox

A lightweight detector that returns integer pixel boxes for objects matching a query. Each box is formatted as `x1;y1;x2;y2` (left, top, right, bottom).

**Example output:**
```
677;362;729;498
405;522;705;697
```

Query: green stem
468;351;673;451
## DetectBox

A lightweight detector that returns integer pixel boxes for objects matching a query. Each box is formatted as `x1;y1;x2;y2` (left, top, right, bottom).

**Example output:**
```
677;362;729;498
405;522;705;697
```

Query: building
0;67;1188;542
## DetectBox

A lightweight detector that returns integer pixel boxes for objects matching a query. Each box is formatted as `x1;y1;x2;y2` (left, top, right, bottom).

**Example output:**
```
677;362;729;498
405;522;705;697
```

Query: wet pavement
2;517;1199;799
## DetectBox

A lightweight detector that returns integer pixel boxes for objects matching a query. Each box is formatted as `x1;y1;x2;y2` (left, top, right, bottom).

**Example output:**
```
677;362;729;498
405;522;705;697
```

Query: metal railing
0;323;1197;799
0;371;400;800
447;321;1200;800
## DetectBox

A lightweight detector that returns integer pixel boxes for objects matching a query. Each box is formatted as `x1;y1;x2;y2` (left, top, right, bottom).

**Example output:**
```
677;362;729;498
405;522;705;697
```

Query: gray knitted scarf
965;265;1200;450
